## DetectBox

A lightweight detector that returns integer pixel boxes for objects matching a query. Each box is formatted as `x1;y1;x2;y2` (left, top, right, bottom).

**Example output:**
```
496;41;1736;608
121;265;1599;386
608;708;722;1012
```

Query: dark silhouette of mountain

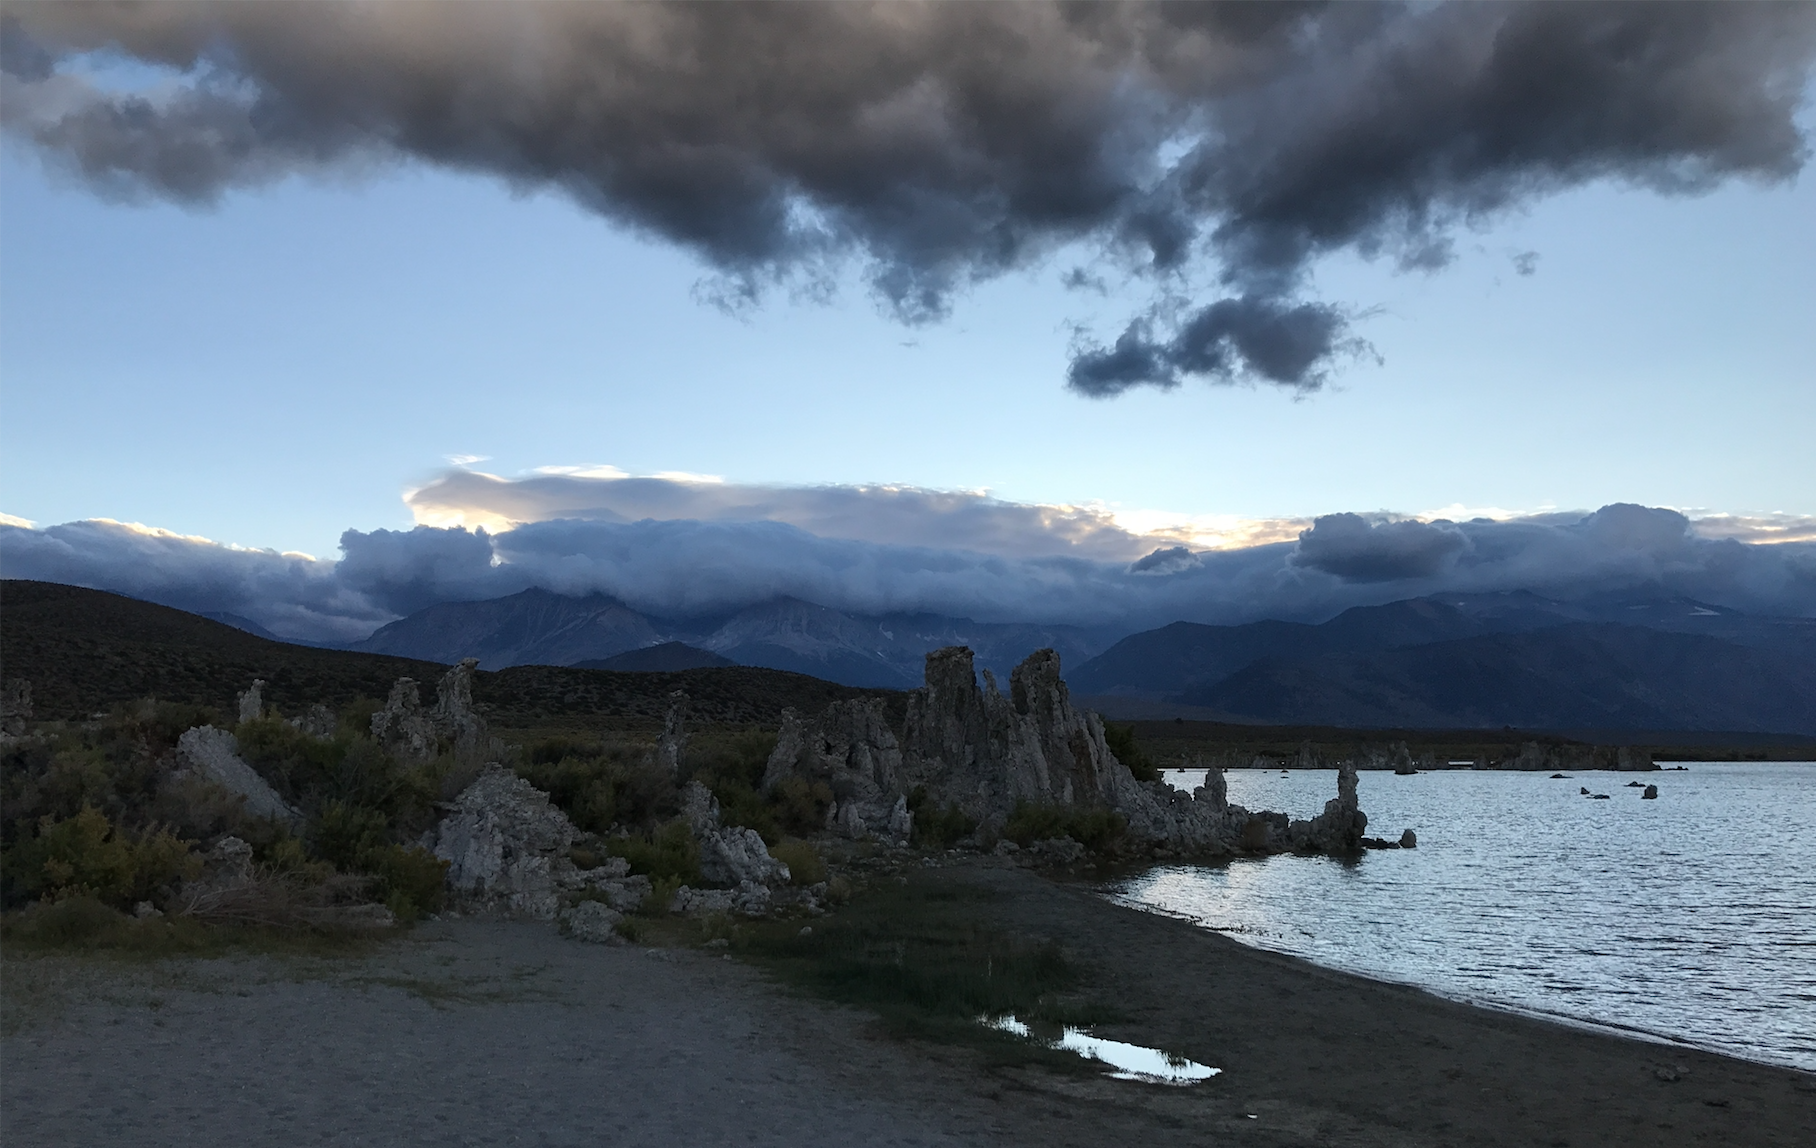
347;590;1111;686
1181;624;1816;734
575;642;734;672
1068;597;1496;698
1;580;896;729
352;588;665;667
199;610;284;642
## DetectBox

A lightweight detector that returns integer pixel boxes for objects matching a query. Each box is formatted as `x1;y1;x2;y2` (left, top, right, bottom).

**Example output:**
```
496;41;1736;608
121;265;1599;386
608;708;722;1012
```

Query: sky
2;3;1814;640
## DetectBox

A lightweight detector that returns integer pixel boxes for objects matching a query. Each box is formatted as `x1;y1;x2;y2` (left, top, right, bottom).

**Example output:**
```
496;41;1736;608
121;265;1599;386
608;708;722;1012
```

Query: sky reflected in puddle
982;1015;1220;1084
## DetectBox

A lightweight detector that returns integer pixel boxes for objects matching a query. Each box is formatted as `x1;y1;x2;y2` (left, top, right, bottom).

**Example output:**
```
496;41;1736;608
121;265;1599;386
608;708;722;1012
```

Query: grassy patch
1001;802;1128;854
727;871;1109;1064
0;896;385;961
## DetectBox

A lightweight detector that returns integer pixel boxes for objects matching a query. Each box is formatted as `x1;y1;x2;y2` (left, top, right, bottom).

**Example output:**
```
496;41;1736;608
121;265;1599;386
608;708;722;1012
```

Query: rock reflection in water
982;1015;1220;1084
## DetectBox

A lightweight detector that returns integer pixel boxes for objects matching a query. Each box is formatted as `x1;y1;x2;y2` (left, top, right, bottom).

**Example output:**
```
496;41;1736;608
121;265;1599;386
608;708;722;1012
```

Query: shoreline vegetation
4;578;1813;1144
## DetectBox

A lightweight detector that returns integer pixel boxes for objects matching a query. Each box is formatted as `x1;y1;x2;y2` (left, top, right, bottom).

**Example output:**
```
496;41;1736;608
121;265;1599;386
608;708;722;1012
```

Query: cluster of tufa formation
762;646;1373;858
430;764;650;928
762;698;912;841
371;658;496;765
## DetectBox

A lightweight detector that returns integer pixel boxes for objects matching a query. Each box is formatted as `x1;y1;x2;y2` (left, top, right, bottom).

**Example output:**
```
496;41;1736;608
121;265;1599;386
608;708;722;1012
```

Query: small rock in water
1551;773;1570;779
1581;787;1591;795
1627;781;1646;788
1643;785;1658;799
1592;793;1611;800
1399;829;1417;849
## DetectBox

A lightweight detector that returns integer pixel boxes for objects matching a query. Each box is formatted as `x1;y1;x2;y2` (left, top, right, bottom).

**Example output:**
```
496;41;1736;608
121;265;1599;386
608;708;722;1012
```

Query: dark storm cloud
1293;514;1470;582
5;3;1811;392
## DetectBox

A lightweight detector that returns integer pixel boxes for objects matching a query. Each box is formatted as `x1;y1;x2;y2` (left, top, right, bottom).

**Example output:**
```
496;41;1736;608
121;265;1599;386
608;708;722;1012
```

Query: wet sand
5;859;1812;1147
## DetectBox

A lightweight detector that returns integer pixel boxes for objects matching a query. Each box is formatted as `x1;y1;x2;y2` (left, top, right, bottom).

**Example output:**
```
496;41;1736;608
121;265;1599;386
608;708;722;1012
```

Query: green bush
772;775;834;836
309;801;392;871
706;776;781;844
360;844;449;921
907;787;976;849
3;806;198;910
607;819;701;885
517;747;674;835
769;838;826;886
1001;802;1128;853
1101;722;1159;783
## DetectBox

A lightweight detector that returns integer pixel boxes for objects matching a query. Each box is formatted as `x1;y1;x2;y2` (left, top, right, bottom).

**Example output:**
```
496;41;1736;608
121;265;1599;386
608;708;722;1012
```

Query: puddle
981;1015;1221;1085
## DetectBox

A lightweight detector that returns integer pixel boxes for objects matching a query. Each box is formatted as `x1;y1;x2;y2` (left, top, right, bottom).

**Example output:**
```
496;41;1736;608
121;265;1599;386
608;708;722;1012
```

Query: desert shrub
1101;722;1159;783
708;776;782;844
769;838;825;886
772;775;834;836
734;879;1089;1038
684;729;777;791
1001;802;1127;853
639;874;687;917
359;844;448;921
2;806;198;910
309;801;392;871
3;895;134;946
907;787;976;849
607;819;700;885
517;746;675;835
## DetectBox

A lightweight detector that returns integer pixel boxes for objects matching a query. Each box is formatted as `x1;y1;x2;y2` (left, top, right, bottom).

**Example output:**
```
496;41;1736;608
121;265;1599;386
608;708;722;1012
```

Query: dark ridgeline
0;581;899;731
1067;593;1816;736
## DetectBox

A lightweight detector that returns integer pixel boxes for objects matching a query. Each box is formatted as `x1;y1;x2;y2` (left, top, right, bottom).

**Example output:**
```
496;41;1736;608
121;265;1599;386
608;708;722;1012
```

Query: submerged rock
175;727;302;827
1643;785;1658;799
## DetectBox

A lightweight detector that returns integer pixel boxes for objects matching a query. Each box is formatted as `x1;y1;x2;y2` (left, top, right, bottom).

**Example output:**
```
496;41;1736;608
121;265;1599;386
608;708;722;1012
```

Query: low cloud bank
5;501;1812;644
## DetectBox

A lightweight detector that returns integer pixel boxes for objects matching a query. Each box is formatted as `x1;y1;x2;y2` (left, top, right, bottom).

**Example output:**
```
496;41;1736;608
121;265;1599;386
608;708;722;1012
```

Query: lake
1111;762;1816;1072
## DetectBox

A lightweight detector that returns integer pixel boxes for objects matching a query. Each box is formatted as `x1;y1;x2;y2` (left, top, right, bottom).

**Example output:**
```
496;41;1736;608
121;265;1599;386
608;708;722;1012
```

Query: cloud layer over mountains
6;2;1811;392
5;477;1812;644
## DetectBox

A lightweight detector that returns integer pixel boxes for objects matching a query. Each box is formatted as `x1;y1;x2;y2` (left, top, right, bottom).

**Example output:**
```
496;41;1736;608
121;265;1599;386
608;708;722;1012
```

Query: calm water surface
1111;763;1816;1072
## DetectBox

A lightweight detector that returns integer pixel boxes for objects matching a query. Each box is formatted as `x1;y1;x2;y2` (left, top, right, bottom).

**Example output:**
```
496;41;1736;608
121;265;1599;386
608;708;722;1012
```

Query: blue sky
2;4;1814;639
4;145;1811;562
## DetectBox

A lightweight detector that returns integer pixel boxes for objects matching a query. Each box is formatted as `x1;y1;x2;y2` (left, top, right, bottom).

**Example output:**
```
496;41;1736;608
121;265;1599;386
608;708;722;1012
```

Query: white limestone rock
561;900;625;944
176;728;302;827
237;679;266;725
433;764;580;920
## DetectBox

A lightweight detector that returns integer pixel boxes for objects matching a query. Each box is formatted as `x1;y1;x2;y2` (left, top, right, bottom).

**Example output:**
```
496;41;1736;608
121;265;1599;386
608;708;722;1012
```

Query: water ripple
1112;762;1816;1072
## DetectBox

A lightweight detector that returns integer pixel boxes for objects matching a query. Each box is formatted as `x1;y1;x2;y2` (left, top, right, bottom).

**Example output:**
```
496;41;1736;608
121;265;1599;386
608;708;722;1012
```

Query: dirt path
5;859;1812;1147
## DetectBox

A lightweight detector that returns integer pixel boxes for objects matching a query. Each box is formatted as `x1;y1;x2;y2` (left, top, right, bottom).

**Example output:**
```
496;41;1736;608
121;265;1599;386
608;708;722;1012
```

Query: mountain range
347;588;1111;688
1068;591;1816;734
202;583;1816;735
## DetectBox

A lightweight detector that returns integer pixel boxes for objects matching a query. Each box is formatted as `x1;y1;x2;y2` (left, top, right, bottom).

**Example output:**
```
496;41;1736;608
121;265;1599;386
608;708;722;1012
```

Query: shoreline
1100;887;1767;1068
7;857;1811;1148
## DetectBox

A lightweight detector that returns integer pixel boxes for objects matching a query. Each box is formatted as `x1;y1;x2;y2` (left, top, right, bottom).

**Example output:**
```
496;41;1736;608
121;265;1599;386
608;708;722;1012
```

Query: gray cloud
0;518;386;642
405;468;1163;562
6;3;1810;392
6;501;1812;645
1293;514;1470;581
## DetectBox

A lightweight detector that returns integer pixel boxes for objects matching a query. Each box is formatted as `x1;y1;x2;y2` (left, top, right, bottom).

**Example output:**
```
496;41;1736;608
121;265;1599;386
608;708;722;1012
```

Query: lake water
1111;763;1816;1072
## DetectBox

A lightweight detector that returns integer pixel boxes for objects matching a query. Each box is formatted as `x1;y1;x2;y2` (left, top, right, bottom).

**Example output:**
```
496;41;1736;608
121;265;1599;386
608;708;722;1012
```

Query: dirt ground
5;858;1813;1148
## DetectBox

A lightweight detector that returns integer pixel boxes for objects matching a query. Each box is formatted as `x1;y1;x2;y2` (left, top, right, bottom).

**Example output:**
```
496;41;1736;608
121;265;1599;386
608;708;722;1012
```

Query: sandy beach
5;859;1813;1148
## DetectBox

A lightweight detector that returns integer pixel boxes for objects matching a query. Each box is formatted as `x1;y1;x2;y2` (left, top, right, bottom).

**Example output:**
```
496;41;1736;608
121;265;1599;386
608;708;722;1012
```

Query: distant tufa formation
767;646;1372;858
